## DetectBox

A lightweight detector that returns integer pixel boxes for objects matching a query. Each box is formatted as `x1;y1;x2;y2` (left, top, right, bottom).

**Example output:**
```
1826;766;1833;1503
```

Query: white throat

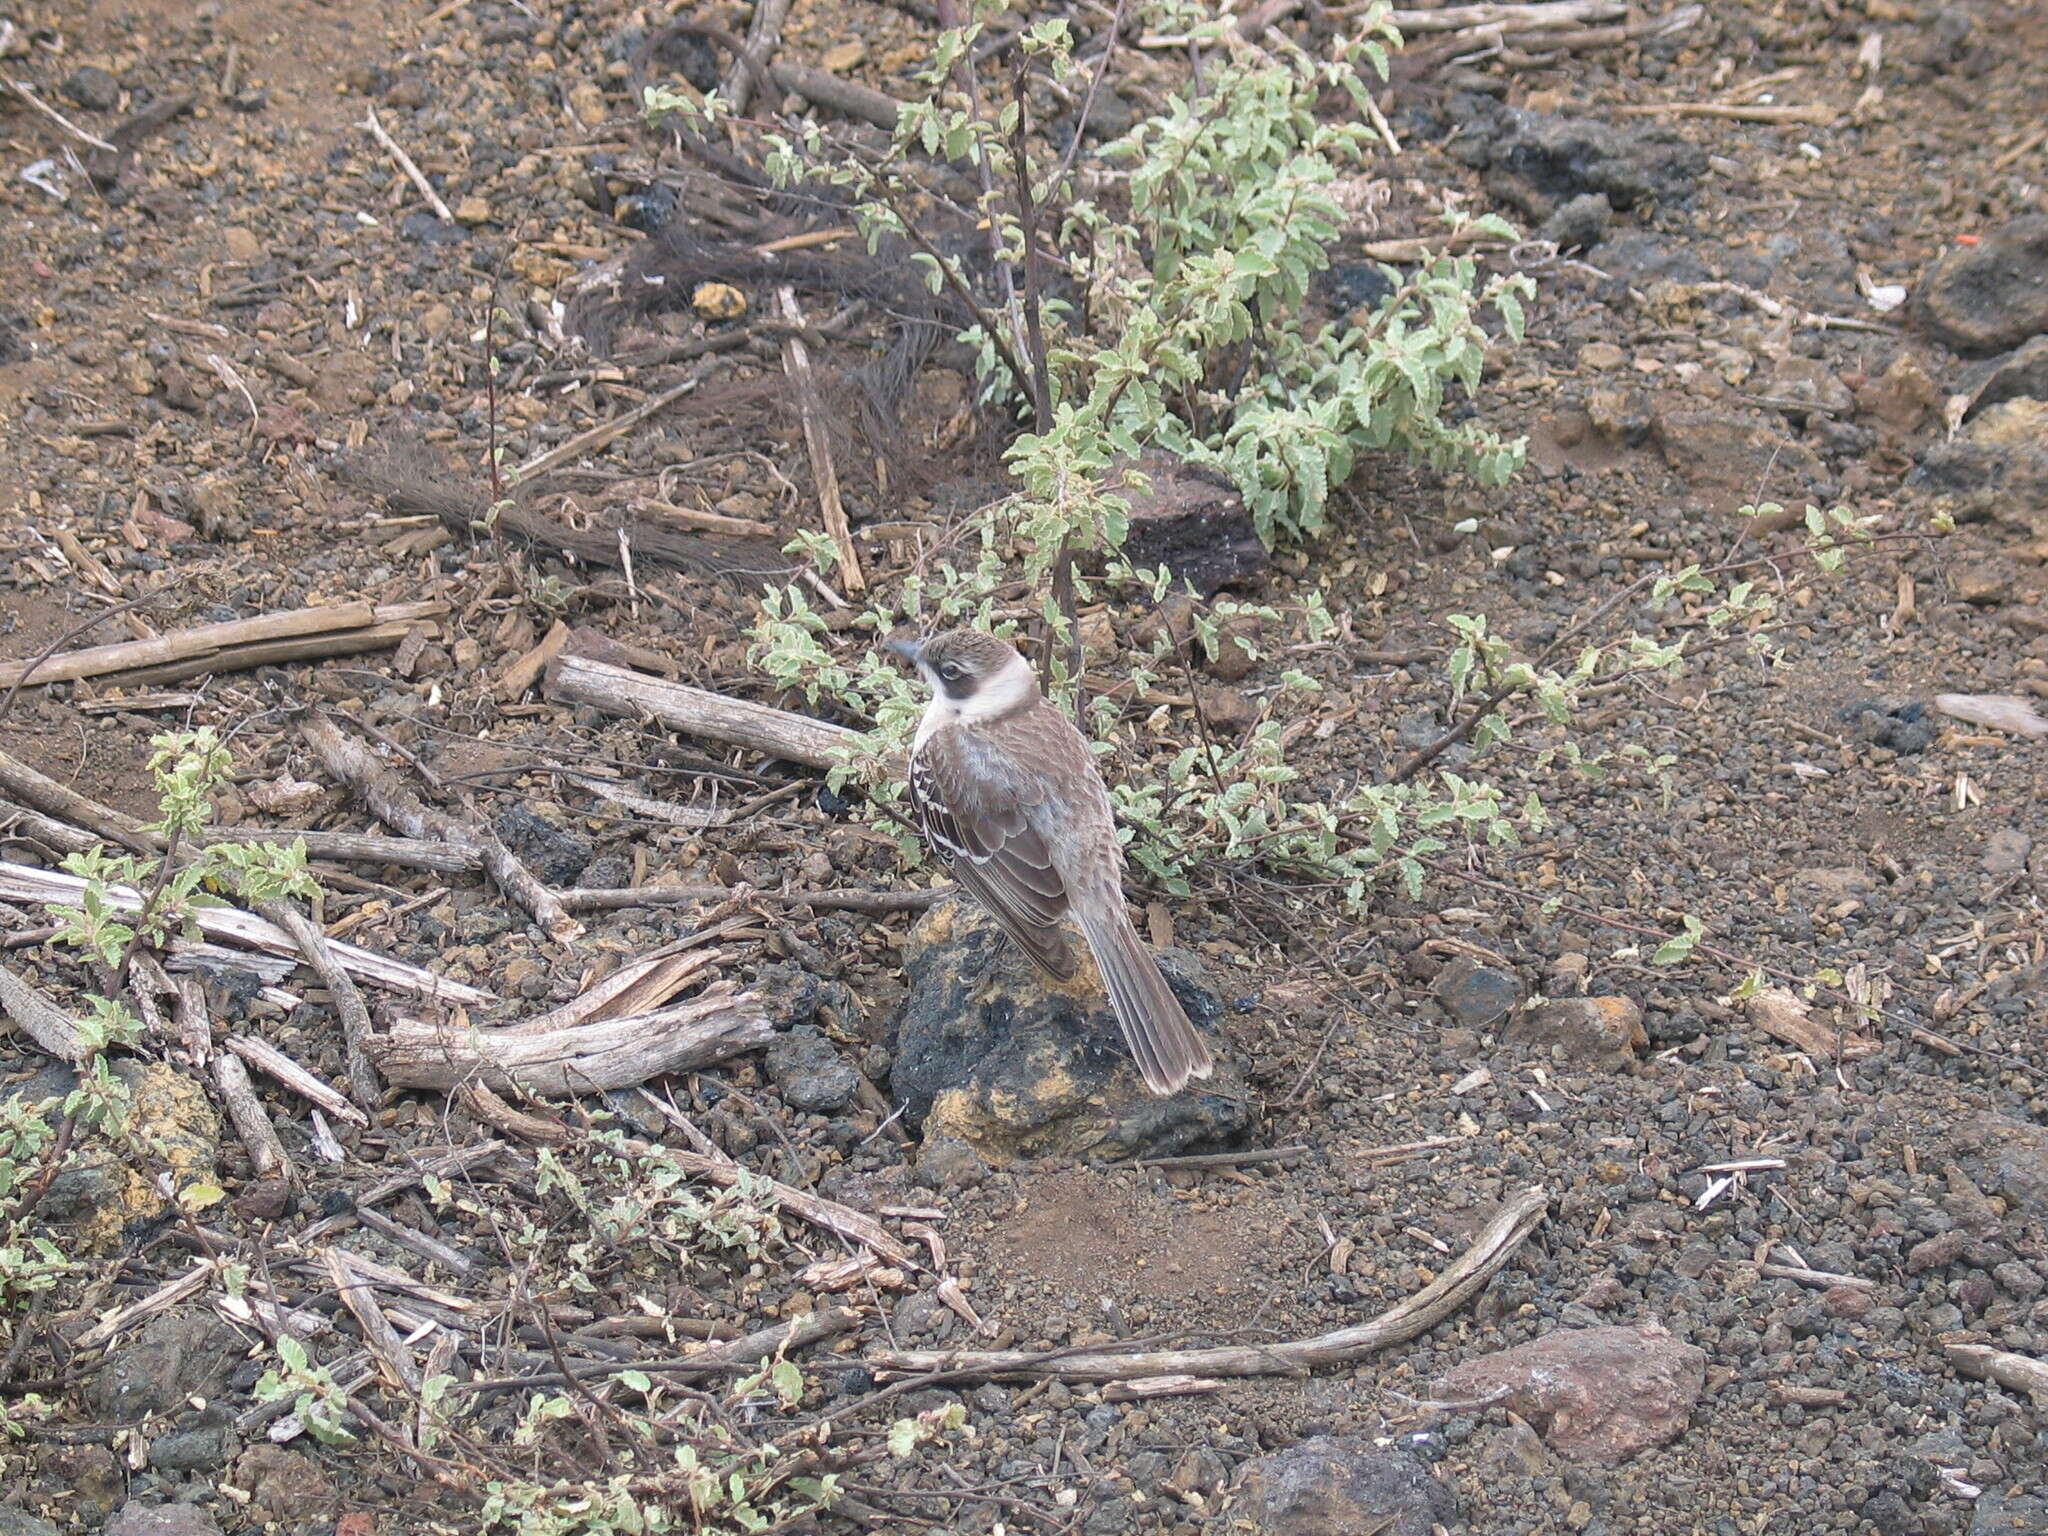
913;651;1036;747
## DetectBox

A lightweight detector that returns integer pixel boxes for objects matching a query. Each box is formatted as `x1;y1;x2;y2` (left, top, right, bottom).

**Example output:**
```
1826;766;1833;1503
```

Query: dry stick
360;106;454;220
324;1248;424;1395
1128;1145;1309;1170
1945;1342;2048;1398
226;1035;371;1127
456;1306;861;1396
1614;101;1836;126
172;973;212;1063
0;961;84;1061
1381;0;1621;29
0;746;158;854
212;1050;289;1180
0;601;446;689
300;711;579;943
560;881;946;915
621;1119;918;1268
5;78;118;151
776;287;866;592
867;1186;1548;1382
0;861;493;1006
722;0;793;117
543;654;857;769
369;988;774;1095
202;827;481;876
507;370;705;484
257;898;380;1110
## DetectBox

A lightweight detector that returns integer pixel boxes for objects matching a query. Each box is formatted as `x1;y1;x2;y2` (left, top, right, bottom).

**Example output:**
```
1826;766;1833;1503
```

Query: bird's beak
885;636;924;666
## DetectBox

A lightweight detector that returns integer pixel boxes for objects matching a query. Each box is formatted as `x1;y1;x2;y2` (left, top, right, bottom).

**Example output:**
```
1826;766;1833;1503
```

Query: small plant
1;728;325;1382
253;1334;357;1445
51;727;318;969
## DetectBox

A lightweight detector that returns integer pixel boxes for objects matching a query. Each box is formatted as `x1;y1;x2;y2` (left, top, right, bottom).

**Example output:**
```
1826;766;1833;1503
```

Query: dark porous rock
1462;107;1707;222
1232;1439;1457;1536
1915;216;2048;357
45;1445;122;1524
1439;1322;1707;1464
63;66;122;111
0;1511;61;1536
89;1309;247;1422
916;1134;991;1190
1971;1490;2048;1534
101;1504;223;1536
491;805;592;885
1909;398;2048;542
1840;698;1937;755
232;1446;334;1525
1433;956;1522;1030
1589;229;1711;286
1109;452;1270;597
749;962;860;1033
890;899;1252;1162
1959;334;2048;419
765;1027;859;1113
1539;192;1613;251
1502;996;1645;1069
1953;1115;2048;1219
7;1061;219;1253
147;1423;232;1474
399;211;465;245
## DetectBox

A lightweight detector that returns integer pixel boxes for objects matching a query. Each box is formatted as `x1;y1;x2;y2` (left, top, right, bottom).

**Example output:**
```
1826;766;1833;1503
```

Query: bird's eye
938;663;962;682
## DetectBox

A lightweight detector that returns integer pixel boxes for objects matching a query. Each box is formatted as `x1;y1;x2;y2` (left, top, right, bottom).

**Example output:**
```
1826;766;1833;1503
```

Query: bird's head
886;628;1038;719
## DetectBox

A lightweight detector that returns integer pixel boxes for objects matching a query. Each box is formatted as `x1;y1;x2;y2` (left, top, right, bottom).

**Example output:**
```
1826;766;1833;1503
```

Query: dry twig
865;1186;1547;1381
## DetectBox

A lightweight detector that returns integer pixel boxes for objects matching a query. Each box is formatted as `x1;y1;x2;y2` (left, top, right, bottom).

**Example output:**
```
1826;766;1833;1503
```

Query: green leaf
1651;915;1705;966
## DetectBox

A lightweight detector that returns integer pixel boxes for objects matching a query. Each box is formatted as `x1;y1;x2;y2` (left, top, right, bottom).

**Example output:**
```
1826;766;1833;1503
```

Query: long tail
1074;898;1215;1096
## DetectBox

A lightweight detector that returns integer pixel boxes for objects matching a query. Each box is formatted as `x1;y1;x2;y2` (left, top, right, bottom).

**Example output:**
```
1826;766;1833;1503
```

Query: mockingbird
889;628;1215;1095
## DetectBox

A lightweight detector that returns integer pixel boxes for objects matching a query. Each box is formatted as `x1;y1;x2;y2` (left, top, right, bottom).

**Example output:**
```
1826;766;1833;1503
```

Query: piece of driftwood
865;1186;1548;1382
225;1035;371;1128
0;861;494;1006
209;827;482;874
777;286;866;592
1946;1342;2048;1397
369;983;774;1095
212;1051;288;1180
0;961;84;1061
544;654;857;769
559;881;944;915
0;602;448;689
299;712;580;942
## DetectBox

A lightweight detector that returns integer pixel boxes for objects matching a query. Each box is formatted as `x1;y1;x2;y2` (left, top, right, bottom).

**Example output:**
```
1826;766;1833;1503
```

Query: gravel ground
1;0;2045;1533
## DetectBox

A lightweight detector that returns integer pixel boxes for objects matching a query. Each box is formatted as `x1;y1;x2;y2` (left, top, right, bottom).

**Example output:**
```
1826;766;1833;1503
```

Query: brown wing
910;730;1077;979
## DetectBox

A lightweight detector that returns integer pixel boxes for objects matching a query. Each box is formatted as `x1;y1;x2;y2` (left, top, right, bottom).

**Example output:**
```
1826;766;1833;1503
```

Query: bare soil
1;0;2045;1533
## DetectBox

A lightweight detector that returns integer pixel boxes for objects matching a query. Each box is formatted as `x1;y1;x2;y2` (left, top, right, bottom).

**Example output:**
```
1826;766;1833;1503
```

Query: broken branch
544;654;857;769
